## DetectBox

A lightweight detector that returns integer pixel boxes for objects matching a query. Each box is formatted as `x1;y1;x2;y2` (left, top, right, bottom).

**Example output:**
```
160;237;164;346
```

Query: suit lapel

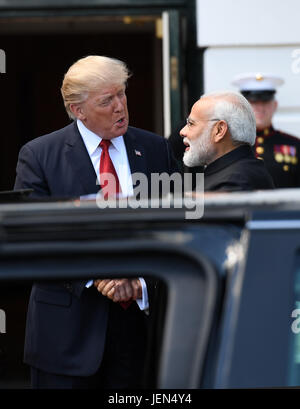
64;125;147;196
124;127;148;177
64;122;99;195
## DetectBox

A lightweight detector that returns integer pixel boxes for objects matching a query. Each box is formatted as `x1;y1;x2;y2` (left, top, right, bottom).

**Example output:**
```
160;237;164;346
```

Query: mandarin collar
204;145;253;175
256;125;275;138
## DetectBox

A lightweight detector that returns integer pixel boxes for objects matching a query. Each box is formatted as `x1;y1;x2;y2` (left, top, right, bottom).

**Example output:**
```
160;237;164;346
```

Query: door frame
0;0;202;137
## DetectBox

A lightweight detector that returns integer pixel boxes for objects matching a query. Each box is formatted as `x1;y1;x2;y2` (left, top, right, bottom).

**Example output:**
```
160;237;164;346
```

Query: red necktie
99;139;121;199
99;139;131;309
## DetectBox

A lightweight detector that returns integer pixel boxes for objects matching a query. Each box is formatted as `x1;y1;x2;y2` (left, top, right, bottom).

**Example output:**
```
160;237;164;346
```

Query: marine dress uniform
232;72;300;188
254;125;300;188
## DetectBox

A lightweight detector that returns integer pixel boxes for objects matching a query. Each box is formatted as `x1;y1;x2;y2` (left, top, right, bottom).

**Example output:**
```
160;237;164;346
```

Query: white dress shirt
77;119;148;311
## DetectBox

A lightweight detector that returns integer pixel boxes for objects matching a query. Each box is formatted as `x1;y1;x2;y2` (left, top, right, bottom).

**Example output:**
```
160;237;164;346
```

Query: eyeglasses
185;117;220;128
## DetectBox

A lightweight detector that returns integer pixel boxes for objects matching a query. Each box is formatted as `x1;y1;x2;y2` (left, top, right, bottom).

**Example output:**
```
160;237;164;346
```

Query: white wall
197;0;300;46
204;46;300;137
197;0;300;137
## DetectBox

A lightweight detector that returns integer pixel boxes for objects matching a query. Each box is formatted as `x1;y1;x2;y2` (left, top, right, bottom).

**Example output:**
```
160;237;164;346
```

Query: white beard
183;125;216;167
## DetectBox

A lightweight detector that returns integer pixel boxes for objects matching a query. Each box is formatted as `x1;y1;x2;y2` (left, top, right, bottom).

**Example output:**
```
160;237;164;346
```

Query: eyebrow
96;87;125;102
98;95;112;102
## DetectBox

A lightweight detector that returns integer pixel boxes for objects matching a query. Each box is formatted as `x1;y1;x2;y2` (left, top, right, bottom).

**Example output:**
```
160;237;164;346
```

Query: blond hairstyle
61;55;131;119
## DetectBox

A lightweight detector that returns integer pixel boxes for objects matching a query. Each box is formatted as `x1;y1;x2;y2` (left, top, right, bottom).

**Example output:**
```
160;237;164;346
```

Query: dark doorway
0;16;163;190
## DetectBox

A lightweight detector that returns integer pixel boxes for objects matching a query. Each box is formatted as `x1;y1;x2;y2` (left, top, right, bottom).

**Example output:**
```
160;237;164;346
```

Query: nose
251;101;265;111
179;125;187;138
113;96;125;112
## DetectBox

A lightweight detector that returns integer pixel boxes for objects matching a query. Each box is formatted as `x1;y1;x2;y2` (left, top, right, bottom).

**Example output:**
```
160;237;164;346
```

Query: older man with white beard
180;91;274;191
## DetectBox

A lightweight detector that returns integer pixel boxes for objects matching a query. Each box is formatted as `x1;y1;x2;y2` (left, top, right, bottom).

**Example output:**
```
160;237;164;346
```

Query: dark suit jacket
14;121;177;376
204;144;275;192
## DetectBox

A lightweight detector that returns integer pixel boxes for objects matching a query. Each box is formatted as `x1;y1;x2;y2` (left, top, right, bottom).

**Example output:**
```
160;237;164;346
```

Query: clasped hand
94;278;142;302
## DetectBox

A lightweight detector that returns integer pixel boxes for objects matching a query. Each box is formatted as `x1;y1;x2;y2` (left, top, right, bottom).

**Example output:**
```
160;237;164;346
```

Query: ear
213;120;228;143
272;100;278;113
69;103;85;121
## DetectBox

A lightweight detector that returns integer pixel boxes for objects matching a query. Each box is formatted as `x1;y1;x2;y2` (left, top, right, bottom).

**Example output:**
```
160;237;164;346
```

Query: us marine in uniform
232;73;300;188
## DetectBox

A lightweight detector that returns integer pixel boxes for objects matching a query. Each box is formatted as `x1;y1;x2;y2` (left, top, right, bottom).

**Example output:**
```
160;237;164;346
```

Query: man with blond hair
15;55;176;388
180;91;274;191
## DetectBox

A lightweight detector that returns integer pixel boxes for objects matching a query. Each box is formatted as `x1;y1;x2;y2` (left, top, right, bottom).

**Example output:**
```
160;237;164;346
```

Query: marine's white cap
232;73;284;101
232;72;284;91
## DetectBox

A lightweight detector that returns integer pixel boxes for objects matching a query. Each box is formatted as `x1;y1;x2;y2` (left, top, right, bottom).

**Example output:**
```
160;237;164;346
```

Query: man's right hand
93;278;142;302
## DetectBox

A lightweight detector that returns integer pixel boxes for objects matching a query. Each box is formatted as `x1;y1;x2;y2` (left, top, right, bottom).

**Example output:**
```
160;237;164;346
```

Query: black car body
0;190;300;388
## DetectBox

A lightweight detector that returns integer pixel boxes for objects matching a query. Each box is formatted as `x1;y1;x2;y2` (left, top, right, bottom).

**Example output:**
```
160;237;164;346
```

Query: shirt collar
76;119;124;155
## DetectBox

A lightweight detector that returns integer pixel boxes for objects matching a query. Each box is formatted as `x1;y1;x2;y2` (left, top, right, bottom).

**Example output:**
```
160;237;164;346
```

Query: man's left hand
93;278;142;302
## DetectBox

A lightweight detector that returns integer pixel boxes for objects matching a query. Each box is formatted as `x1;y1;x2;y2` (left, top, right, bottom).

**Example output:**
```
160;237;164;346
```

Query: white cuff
86;280;93;288
136;277;149;311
